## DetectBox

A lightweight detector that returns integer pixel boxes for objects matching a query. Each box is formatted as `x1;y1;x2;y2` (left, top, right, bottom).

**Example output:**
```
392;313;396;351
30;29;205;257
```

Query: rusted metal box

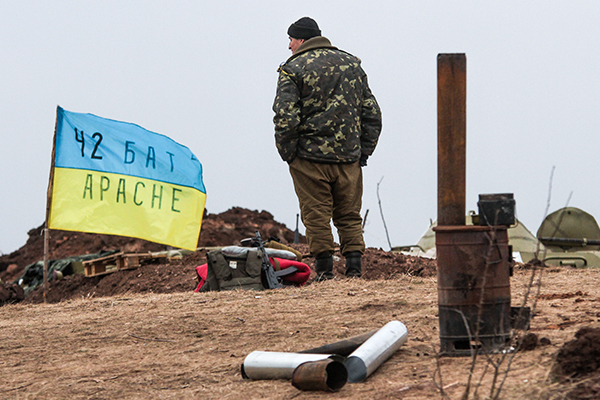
477;193;515;226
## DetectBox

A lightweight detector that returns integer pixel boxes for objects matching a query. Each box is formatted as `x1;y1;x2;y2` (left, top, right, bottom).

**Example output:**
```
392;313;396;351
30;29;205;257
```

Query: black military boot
345;251;362;278
314;252;334;282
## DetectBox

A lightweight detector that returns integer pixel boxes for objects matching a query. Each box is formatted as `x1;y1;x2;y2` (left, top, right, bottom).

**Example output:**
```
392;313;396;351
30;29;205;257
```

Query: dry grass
2;267;600;399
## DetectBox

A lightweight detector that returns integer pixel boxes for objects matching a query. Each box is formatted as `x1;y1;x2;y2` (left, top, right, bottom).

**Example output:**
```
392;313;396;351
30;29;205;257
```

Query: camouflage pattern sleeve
358;68;382;157
272;43;381;164
272;67;301;163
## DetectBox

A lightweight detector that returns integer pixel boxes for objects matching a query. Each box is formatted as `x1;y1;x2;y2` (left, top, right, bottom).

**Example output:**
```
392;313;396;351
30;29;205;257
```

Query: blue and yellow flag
48;107;206;250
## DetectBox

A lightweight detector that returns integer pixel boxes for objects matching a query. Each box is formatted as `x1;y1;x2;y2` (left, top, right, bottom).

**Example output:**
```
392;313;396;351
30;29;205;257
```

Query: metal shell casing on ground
344;320;408;383
299;329;377;356
241;351;341;380
291;359;348;392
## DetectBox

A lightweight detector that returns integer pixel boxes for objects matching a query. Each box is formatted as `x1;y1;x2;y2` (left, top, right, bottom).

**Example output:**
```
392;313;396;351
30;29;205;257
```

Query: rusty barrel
434;225;511;356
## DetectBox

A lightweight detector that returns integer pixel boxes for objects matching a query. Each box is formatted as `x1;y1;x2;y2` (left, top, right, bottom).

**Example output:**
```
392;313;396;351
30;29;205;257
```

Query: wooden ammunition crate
83;252;155;277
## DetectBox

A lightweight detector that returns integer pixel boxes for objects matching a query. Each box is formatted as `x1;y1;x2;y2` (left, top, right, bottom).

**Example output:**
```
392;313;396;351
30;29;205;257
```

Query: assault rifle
241;231;300;289
251;231;283;290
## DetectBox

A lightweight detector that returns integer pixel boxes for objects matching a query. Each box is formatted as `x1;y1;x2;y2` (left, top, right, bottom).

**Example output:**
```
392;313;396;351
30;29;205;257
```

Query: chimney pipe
437;53;466;226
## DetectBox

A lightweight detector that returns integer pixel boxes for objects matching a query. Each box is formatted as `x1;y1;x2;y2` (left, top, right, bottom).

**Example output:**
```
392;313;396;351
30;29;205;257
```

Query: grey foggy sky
2;1;600;254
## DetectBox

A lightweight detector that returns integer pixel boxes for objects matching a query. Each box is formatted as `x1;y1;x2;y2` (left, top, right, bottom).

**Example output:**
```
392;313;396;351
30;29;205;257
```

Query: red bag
270;258;311;286
194;264;209;292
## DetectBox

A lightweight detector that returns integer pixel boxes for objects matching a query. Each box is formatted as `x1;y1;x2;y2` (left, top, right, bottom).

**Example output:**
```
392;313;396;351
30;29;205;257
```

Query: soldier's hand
359;154;368;167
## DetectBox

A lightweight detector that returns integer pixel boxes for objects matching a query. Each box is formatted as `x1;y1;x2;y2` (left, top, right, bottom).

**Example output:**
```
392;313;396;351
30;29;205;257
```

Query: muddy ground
2;208;600;399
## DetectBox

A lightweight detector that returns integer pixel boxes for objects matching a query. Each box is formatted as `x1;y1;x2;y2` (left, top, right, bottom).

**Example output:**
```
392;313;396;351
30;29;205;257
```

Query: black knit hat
287;17;321;40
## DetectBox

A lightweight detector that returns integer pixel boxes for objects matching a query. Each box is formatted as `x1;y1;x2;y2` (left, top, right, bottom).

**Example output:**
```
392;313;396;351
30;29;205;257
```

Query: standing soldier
273;17;382;281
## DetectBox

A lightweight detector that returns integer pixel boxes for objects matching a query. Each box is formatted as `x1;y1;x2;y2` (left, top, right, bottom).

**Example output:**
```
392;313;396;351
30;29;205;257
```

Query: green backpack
203;248;264;291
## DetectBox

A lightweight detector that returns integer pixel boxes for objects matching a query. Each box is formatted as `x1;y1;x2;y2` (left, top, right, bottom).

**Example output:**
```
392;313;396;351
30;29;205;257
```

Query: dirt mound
0;207;436;305
553;327;600;379
198;207;300;246
550;327;600;399
20;245;436;305
0;224;166;283
22;251;208;304
0;282;24;306
0;207;303;284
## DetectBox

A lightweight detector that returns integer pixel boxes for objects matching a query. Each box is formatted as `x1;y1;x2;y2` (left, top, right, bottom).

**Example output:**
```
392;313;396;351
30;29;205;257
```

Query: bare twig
482;227;502;400
493;264;543;398
2;382;34;392
75;375;120;384
432;345;447;398
473;360;490;399
376;176;393;250
490;167;574;399
458;308;477;400
546;191;573;241
362;209;369;232
491;169;572;398
465;209;517;400
443;381;460;390
535;166;556;260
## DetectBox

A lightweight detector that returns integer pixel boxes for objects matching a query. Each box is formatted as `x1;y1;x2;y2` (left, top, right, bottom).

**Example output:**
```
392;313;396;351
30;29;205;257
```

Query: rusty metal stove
436;54;512;356
435;225;511;355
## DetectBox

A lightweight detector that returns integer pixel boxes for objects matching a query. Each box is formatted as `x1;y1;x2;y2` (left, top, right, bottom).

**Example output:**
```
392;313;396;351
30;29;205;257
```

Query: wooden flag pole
43;106;59;303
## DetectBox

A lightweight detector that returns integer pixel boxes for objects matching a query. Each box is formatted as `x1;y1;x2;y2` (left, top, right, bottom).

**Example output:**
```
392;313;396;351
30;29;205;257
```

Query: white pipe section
344;320;408;383
242;351;338;380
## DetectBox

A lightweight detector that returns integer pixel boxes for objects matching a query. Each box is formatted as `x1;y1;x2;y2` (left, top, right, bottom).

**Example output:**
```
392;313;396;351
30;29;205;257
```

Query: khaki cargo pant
289;157;365;256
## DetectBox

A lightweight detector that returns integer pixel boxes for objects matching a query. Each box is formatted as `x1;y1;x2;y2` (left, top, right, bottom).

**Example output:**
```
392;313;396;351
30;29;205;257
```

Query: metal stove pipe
344;320;408;383
291;359;348;392
241;351;342;380
299;329;377;356
437;53;466;226
435;54;512;356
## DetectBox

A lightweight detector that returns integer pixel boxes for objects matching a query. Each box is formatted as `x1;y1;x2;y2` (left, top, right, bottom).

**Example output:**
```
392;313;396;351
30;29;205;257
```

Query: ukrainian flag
48;107;206;251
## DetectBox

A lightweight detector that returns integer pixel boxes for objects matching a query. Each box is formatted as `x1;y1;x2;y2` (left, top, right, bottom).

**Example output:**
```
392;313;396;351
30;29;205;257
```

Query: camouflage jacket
273;37;382;163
